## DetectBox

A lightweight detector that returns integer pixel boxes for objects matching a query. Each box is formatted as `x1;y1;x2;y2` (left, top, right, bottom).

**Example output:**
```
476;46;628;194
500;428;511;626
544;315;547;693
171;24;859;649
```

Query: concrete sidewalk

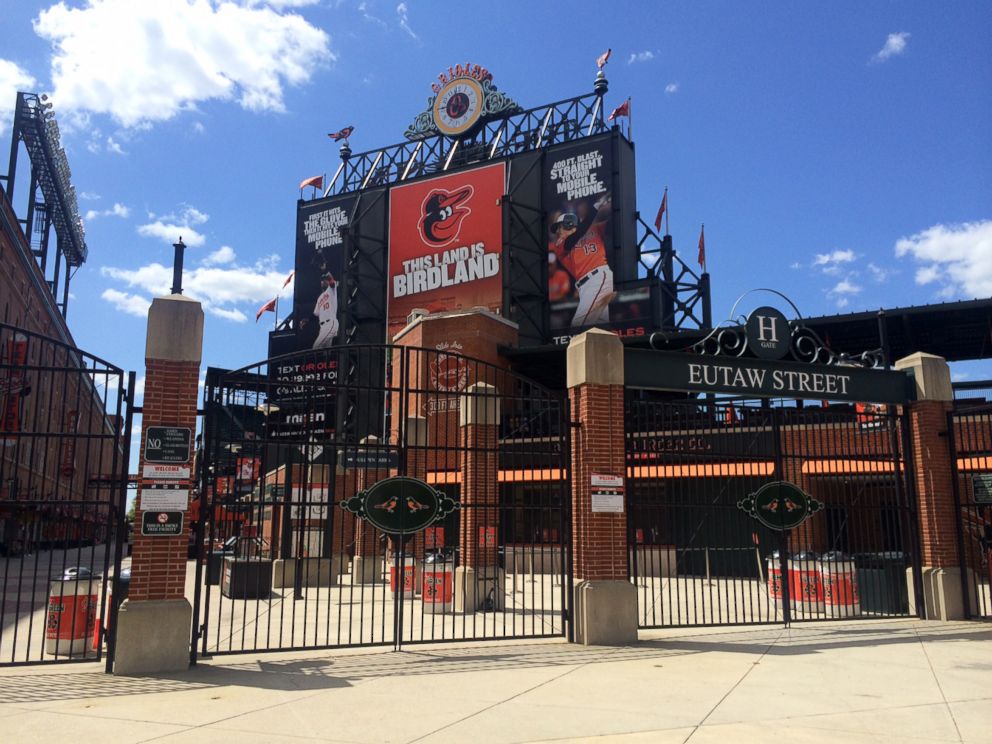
1;619;990;743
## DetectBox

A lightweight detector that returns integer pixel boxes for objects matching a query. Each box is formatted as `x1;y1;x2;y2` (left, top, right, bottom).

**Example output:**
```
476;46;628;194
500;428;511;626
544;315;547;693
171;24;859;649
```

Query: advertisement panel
543;138;616;334
387;162;505;338
293;194;357;351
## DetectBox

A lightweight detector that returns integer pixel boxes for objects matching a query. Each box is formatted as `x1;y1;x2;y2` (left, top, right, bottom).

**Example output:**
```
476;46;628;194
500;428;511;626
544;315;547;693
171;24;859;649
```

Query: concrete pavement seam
914;626;965;743
681;627;784;743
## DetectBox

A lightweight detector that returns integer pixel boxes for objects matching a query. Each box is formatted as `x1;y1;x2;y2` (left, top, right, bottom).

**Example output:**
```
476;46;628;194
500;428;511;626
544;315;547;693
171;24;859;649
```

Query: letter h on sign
756;315;779;343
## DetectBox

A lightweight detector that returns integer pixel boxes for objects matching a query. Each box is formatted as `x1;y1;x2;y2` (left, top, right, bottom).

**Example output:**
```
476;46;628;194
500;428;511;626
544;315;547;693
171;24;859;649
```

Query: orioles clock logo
420;186;473;247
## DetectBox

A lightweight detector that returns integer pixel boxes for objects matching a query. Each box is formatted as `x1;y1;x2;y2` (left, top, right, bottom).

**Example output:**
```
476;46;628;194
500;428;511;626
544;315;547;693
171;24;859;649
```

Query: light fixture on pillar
171;237;187;295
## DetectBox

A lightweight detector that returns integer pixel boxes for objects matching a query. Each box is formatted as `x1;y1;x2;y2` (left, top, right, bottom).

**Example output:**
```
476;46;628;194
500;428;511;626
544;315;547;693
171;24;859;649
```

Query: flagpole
273;296;279;331
665;186;670;235
627;97;632;141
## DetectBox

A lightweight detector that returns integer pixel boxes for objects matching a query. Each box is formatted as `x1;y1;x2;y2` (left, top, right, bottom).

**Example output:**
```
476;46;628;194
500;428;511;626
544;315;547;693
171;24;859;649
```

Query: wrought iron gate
625;393;921;627
948;398;992;620
194;344;571;658
0;324;134;667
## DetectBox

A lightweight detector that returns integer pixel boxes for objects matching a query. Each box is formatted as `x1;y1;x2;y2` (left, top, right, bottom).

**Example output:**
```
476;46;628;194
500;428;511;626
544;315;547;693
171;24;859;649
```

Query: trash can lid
821;551;850;561
793;551;820;560
56;566;96;580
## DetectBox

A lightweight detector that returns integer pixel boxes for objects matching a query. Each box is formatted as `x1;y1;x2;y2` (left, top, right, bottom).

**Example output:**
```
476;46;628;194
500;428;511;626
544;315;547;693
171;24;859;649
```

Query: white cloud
866;262;890;283
895;220;992;298
85;202;130;220
358;1;386;27
627;51;655;65
812;249;856;275
101;250;293;323
202;245;236;266
665;83;679;94
102;288;151;316
106;136;125;154
872;32;910;63
138;222;206;247
247;0;319;7
831;279;862;295
396;2;418;40
137;205;210;247
79;191;101;200
827;278;861;308
33;0;334;128
0;60;38;136
192;121;205;134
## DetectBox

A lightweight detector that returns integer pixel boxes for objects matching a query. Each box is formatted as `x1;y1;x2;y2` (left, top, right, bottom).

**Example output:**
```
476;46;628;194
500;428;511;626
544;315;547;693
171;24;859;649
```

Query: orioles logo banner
387;163;504;336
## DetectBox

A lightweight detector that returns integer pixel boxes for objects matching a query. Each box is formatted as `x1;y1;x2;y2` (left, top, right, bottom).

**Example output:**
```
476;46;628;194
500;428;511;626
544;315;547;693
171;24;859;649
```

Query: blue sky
1;0;990;398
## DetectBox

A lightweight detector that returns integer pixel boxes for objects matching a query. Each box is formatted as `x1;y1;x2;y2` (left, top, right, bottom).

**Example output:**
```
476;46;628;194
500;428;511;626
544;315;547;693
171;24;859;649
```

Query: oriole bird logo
420;186;473;246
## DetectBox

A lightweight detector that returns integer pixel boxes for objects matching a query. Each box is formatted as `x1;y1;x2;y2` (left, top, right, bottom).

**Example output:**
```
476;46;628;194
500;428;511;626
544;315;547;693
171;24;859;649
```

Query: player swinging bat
549;194;615;327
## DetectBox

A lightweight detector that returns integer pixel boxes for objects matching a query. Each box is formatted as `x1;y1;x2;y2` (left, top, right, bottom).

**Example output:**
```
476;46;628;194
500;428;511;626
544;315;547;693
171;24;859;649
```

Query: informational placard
590;473;624;513
143;463;191;480
140;488;189;511
144;426;191;463
140;510;184;536
973;474;992;504
340;449;400;470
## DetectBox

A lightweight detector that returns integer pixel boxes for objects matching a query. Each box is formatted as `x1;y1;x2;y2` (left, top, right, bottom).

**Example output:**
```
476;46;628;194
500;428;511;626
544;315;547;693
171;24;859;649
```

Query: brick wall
128;358;200;601
908;400;958;568
569;382;628;582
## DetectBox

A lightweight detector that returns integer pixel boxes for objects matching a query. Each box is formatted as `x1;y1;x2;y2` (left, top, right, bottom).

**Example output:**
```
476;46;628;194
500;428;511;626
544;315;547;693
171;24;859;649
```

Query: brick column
895;351;964;619
567;329;636;645
454;382;503;611
114;295;203;674
352;435;389;584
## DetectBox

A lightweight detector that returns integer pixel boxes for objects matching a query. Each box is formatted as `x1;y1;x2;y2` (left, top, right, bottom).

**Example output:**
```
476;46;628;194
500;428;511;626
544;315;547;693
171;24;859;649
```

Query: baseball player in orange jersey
550;195;615;327
312;271;339;349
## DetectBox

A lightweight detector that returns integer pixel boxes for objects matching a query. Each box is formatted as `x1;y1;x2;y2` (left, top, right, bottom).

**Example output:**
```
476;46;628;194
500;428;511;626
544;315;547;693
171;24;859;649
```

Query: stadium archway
623;305;923;628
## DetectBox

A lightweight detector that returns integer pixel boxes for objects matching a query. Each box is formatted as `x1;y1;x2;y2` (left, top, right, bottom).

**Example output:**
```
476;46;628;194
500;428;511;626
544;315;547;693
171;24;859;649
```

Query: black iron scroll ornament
649;289;885;369
340;476;460;535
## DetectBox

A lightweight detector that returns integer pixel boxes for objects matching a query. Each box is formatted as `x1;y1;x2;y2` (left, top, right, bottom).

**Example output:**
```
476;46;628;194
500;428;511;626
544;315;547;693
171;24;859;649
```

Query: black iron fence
194;344;570;658
948;401;992;620
625;393;920;627
0;323;133;667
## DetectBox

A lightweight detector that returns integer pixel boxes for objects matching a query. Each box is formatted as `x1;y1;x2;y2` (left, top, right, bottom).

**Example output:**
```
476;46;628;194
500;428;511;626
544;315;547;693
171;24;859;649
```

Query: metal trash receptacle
820;552;861;617
47;568;99;657
789;551;825;615
855;552;908;614
422;556;454;613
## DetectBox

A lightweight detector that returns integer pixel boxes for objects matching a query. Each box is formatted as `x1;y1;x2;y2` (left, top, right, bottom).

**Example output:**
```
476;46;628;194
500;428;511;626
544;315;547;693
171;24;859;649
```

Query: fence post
455;382;502;611
114;295;203;674
894;351;965;619
567;329;637;644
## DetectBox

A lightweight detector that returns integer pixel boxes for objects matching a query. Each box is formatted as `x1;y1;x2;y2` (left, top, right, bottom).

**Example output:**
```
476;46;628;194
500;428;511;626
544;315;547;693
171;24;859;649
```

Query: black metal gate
625;393;921;627
0;323;134;668
194;344;571;658
948;397;992;620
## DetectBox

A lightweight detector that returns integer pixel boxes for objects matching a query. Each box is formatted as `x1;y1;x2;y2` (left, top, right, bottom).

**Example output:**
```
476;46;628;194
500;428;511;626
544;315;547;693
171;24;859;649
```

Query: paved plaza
0;618;989;743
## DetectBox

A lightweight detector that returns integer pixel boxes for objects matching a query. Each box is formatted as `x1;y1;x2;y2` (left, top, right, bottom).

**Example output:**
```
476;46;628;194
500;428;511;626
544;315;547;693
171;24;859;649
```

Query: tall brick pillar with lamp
114;290;203;674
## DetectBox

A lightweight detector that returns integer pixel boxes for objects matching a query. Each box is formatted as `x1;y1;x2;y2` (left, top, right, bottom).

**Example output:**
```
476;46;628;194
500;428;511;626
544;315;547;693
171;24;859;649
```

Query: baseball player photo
312;270;339;349
548;193;615;328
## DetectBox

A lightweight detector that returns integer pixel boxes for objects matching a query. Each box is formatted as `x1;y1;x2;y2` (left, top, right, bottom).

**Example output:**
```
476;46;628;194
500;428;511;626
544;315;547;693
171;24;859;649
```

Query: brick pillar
567;329;636;645
114;295;203;674
352;435;389;584
895;351;964;619
454;382;503;611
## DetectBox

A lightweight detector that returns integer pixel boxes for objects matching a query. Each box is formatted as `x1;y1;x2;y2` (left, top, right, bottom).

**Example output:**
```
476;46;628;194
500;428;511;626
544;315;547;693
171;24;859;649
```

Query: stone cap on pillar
406;416;427;446
460;382;500;426
894;351;953;402
567;328;623;388
145;295;204;363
